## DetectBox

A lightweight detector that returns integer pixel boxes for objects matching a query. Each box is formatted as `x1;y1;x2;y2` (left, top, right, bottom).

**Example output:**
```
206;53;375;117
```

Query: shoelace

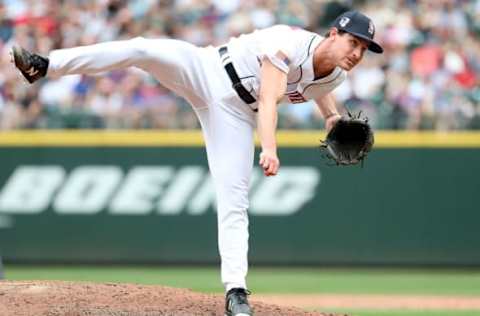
235;289;251;304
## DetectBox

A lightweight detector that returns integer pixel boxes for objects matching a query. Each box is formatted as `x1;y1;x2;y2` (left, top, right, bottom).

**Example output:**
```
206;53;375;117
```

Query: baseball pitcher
12;10;382;316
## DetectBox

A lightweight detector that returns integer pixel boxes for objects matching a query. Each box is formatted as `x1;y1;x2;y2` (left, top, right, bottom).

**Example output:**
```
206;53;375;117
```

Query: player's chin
340;60;356;71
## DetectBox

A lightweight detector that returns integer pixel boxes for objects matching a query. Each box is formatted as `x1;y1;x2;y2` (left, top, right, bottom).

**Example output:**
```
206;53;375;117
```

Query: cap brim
346;31;384;54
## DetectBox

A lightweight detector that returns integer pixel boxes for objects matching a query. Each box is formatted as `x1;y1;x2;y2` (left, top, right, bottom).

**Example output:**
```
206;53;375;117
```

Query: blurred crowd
0;0;479;130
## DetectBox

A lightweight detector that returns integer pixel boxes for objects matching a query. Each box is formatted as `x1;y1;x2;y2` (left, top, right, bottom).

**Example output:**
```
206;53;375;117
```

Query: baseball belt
218;46;257;109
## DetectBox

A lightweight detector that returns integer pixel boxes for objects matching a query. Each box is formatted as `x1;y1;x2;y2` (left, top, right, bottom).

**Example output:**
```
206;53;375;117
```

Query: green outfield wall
0;131;479;265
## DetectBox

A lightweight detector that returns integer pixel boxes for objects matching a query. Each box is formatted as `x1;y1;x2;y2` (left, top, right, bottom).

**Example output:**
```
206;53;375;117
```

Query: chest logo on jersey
286;91;307;104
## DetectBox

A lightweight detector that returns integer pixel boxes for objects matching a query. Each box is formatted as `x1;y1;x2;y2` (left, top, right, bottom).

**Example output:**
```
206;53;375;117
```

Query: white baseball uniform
47;25;346;291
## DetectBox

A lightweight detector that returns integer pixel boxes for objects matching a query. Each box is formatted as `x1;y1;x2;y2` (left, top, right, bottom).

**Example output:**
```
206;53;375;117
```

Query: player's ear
328;27;339;38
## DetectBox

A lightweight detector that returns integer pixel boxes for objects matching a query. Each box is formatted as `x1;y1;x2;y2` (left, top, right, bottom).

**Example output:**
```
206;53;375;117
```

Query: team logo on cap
339;17;350;27
368;21;375;35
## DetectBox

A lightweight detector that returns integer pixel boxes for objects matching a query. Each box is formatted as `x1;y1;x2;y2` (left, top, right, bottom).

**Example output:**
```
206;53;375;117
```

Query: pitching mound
0;280;347;316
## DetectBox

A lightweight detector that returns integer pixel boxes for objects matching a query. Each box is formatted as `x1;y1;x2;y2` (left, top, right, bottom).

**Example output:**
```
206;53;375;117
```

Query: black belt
218;46;257;107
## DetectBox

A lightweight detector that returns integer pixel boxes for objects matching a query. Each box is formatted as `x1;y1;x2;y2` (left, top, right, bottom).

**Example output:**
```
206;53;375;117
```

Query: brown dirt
0;280;347;316
255;294;480;310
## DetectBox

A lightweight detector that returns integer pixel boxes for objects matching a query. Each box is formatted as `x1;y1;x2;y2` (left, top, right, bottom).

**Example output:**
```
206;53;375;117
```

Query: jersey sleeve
257;25;306;74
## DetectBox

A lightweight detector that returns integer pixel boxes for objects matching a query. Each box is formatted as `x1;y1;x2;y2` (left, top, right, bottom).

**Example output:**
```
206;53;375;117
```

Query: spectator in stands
0;0;478;130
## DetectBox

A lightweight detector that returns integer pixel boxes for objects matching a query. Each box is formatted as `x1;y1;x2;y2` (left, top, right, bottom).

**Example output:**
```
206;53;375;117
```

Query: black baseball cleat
11;46;49;84
225;288;253;316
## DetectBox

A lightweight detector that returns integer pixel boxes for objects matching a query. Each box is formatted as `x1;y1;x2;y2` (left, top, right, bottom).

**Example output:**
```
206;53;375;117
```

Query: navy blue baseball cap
331;10;383;54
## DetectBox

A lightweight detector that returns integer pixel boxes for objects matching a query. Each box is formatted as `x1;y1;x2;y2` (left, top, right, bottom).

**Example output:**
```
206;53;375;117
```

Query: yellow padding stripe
277;131;480;148
0;131;204;147
0;130;478;147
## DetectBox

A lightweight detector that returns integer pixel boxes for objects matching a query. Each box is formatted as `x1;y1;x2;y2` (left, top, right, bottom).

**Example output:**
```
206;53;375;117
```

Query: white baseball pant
48;37;256;291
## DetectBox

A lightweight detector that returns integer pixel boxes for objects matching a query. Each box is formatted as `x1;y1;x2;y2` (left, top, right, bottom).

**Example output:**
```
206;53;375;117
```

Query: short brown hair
324;29;347;38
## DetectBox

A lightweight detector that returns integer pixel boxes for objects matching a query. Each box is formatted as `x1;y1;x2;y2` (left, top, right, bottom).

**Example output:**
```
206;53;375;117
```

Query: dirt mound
0;280;347;316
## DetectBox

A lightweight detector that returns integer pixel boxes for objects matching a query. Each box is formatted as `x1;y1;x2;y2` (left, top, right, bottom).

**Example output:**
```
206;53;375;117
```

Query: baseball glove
320;111;374;166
